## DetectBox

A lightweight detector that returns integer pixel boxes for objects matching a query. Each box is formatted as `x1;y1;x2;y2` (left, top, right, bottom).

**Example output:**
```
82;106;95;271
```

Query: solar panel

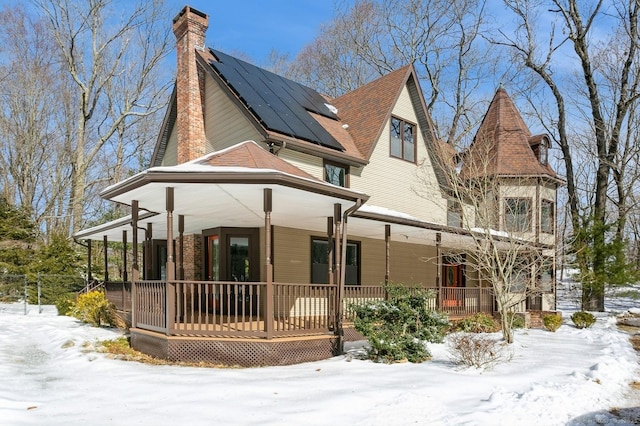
209;49;344;151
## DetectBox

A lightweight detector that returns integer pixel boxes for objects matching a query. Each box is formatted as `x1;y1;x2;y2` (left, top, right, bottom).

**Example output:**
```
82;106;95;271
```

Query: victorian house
75;6;562;366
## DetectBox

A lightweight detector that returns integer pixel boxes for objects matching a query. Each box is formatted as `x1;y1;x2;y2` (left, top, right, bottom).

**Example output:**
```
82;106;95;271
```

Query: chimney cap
173;5;208;25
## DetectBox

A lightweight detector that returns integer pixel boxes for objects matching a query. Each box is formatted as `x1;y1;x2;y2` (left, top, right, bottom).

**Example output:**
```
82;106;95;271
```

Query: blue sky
168;1;340;63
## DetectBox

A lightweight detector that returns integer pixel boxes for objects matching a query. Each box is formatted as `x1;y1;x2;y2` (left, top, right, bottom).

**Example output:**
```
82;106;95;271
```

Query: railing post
264;188;274;339
166;281;175;335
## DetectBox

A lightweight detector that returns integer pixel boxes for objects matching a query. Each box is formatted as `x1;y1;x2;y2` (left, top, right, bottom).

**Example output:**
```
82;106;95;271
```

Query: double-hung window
504;198;532;232
390;117;416;162
311;238;360;284
324;161;348;187
540;200;554;234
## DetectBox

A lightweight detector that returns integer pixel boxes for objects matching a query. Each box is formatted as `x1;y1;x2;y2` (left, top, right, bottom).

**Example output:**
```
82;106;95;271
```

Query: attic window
390;117;416;163
540;138;549;166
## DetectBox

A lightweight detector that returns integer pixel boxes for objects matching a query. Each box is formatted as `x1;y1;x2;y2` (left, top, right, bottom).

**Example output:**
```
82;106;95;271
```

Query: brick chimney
173;6;208;163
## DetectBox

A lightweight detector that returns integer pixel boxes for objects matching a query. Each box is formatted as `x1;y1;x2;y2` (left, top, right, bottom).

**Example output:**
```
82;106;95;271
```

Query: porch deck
104;281;494;366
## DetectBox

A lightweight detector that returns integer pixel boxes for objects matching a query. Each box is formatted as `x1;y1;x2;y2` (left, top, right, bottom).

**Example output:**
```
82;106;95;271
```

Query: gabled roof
332;65;413;160
460;87;558;180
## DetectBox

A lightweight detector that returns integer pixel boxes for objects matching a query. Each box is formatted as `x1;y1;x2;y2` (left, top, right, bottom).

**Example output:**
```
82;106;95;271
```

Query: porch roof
75;141;369;242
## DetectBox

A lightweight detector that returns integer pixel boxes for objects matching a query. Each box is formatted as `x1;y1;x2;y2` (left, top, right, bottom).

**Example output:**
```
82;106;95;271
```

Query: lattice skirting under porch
130;328;340;367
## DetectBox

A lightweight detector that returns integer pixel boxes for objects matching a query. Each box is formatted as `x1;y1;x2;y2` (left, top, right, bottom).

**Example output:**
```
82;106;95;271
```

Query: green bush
571;311;596;329
507;312;525;329
543;314;563;332
352;284;450;363
55;295;76;316
452;313;500;333
71;290;121;327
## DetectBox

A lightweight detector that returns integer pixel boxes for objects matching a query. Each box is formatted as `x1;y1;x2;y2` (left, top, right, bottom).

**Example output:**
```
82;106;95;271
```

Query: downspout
337;197;363;355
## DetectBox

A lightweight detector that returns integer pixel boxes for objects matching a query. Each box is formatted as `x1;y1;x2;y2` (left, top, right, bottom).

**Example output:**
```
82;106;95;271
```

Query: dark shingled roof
460;87;558;180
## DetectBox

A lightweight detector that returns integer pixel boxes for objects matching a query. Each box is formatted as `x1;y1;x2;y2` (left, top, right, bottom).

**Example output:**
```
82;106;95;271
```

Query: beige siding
271;225;438;287
273;226;313;283
278;149;324;181
161;126;178;166
350;85;447;223
204;73;263;153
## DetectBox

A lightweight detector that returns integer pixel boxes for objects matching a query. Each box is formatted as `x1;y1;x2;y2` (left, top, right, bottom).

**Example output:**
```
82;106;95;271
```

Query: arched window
540;137;549;166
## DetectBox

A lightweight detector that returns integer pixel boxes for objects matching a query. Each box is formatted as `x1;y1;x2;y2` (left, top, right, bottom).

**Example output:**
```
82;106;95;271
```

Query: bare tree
287;0;498;147
0;6;69;236
496;0;640;310
422;140;556;343
33;0;172;233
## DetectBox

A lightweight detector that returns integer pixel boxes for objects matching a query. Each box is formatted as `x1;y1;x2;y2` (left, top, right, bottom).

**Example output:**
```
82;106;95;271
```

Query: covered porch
75;143;497;366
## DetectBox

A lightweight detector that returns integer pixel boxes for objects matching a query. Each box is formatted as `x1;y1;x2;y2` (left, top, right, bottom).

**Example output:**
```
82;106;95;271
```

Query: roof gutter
266;133;368;167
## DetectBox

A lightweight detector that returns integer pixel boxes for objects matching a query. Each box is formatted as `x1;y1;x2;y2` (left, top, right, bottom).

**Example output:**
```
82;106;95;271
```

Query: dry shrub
448;333;512;370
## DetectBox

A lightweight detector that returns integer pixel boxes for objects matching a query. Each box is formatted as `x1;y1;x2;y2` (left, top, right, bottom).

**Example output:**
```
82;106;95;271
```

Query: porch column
131;200;139;328
103;236;109;282
122;230;128;282
86;239;92;282
166;188;175;281
264;188;274;339
327;217;334;285
145;223;152;280
333;204;342;341
436;232;442;310
165;188;175;336
178;215;184;280
385;225;391;284
122;230;128;312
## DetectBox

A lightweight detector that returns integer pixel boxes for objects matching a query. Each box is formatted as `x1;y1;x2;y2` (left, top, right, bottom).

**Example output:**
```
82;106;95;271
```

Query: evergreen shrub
543;314;563;332
55;296;76;316
452;313;500;333
571;311;596;329
71;290;121;327
352;284;450;363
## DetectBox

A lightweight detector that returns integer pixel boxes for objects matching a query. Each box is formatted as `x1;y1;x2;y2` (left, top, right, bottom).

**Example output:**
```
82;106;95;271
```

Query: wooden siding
271;225;438;287
204;73;263;153
278;149;324;181
161;125;178;166
349;85;447;223
273;226;313;284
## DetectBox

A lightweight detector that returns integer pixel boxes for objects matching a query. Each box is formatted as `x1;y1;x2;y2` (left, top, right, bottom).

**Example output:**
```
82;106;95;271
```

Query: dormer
529;134;550;167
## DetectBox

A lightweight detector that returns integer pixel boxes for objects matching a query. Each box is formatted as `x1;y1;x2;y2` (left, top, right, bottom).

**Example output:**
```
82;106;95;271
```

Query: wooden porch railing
104;281;131;312
125;282;494;338
439;287;494;316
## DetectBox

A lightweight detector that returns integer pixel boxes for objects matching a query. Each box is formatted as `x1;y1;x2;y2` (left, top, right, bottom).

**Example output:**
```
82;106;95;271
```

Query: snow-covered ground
1;283;639;426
